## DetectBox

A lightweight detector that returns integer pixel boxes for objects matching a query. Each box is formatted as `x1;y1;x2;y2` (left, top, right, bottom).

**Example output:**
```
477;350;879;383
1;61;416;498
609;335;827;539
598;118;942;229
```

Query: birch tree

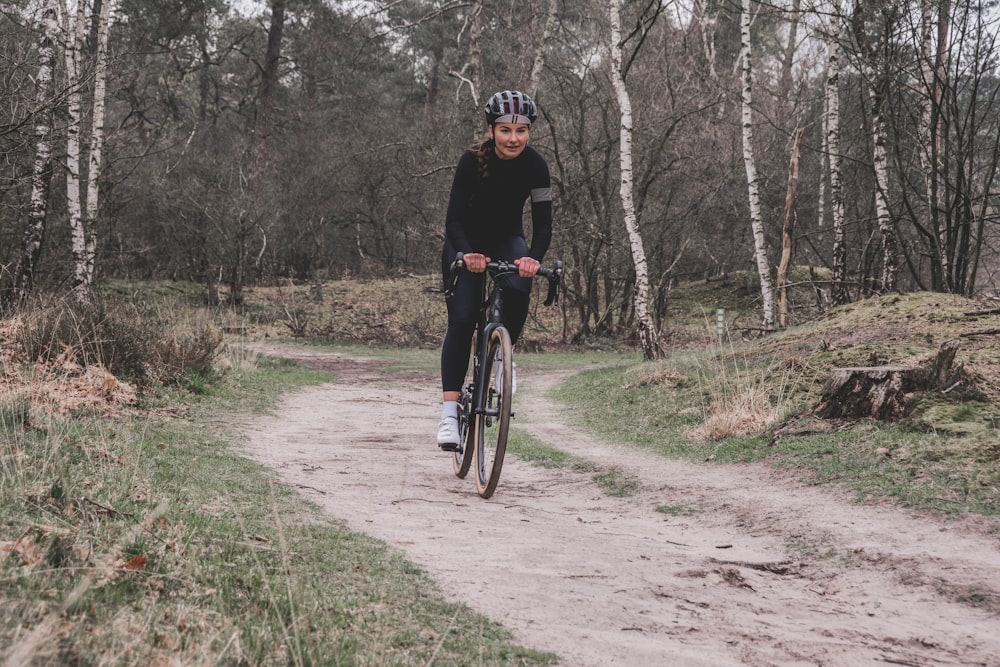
450;0;483;141
82;0;113;295
740;0;776;331
62;0;114;302
528;0;558;99
917;0;950;291
779;0;801;102
825;27;849;306
849;0;898;294
62;0;86;299
610;0;660;360
5;0;60;308
692;0;719;80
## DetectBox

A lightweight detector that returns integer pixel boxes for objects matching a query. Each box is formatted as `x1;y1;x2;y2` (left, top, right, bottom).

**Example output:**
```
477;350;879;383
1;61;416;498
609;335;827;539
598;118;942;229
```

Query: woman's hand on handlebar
464;252;489;273
514;256;540;278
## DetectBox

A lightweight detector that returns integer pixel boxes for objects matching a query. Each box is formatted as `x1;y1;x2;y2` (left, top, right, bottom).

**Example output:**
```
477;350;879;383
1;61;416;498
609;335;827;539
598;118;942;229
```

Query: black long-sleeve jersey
444;144;553;261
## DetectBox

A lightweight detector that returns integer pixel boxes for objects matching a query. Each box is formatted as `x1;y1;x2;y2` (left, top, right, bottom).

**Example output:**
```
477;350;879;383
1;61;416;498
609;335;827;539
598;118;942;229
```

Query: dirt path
240;346;1000;666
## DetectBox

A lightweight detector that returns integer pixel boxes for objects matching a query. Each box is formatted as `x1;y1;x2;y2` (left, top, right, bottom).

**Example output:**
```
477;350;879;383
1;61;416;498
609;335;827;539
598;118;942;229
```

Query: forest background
2;0;1000;345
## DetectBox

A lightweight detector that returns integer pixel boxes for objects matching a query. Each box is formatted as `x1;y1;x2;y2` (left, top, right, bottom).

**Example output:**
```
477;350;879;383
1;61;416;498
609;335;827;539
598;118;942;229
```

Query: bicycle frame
471;273;509;421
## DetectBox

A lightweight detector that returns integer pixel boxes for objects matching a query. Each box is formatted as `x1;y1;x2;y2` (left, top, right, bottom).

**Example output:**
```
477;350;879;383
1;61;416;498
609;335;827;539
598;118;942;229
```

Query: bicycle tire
452;383;475;478
474;326;513;498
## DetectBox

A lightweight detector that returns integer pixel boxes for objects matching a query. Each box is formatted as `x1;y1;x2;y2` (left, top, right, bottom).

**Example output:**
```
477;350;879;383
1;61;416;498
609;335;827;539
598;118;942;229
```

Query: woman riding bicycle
437;89;553;450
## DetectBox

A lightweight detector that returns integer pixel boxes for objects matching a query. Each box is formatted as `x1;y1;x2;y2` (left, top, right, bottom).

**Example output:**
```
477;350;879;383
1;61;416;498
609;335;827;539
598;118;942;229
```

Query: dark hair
464;135;496;206
472;135;495;180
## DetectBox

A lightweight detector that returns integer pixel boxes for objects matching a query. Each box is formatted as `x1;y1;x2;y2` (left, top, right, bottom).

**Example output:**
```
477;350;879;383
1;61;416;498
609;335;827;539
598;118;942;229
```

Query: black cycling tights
440;237;532;393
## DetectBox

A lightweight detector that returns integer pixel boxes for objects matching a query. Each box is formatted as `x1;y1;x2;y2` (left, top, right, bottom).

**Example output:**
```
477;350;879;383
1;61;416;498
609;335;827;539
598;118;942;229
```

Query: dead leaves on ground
1;318;136;419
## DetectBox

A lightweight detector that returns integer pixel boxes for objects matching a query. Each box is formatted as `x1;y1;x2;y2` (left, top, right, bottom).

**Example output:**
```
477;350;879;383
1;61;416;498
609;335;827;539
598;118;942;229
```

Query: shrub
13;293;223;387
152;324;224;382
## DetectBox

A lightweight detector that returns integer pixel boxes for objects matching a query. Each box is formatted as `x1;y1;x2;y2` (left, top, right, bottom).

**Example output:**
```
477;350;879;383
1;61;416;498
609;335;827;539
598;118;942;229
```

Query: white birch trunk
934;1;951;289
610;0;660;360
449;0;483;139
693;0;718;81
779;0;801;101
863;67;898;293
918;5;935;208
8;0;60;305
918;1;945;287
468;0;483;141
740;0;776;331
80;0;114;296
60;0;114;301
851;0;898;294
62;0;86;300
919;0;950;290
826;32;848;305
818;98;827;231
528;0;558;99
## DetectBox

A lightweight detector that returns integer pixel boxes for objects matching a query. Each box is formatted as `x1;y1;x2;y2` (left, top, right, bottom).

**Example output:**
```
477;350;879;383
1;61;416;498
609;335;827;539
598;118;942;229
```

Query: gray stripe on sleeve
530;187;553;203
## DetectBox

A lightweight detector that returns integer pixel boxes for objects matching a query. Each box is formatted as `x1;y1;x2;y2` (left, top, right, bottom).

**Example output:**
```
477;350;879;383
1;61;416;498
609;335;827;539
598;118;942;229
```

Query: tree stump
813;340;962;421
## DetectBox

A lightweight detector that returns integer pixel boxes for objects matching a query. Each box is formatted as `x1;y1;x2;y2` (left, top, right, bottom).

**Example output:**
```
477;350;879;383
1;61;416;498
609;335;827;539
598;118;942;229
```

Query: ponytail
473;134;494;180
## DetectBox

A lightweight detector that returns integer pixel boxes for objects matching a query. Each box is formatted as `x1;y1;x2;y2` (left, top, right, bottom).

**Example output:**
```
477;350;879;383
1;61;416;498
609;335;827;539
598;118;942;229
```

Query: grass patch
506;429;640;498
592;469;641;497
655;503;697;516
784;536;840;562
558;353;1000;514
507;429;597;472
551;360;726;459
549;295;1000;516
942;583;999;612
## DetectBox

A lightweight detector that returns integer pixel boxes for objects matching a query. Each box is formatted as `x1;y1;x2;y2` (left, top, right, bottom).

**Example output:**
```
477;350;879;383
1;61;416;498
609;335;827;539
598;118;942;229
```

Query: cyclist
437;89;553;450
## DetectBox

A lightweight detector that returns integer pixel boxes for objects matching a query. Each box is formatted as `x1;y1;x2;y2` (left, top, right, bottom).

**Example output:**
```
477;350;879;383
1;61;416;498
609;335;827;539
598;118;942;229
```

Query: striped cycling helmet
484;90;537;126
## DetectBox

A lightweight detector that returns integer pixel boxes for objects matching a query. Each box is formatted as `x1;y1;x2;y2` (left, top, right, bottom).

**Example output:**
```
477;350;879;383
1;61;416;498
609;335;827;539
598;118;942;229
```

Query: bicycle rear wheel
474;326;512;498
452;384;475;478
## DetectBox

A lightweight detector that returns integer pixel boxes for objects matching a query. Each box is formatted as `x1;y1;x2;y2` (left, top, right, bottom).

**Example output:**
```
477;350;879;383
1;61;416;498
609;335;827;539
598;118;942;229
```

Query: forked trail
242;346;1000;666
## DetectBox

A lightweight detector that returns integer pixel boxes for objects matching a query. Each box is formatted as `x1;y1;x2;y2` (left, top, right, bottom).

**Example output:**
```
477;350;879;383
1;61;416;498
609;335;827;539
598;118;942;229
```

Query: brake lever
445;252;465;299
543;261;562;306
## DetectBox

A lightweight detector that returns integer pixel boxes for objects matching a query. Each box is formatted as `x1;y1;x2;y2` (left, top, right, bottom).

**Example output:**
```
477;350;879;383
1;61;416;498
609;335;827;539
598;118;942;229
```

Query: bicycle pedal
510;411;516;419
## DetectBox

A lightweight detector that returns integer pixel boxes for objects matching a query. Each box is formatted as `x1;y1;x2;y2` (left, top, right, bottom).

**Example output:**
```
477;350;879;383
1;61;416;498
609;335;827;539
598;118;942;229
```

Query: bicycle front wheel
474;326;513;498
452;385;474;478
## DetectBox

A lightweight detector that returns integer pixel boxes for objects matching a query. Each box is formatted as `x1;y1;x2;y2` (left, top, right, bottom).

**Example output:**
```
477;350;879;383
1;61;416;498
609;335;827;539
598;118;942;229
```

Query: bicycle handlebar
446;252;562;306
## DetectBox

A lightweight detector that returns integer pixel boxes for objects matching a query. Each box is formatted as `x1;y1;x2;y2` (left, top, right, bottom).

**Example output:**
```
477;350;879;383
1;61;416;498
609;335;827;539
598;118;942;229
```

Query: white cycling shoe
437;416;461;451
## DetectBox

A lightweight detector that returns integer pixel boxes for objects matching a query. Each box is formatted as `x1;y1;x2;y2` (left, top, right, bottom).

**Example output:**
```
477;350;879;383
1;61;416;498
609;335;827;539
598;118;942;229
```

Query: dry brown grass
235;273;571;349
0;317;137;420
697;384;784;440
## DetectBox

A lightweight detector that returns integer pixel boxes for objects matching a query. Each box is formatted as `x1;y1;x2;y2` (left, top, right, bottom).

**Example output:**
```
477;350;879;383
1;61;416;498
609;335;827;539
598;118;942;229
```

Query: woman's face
490;123;530;160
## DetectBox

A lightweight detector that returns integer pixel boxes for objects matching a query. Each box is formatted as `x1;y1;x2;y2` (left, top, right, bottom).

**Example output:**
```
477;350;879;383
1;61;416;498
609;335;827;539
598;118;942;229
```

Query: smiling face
489;122;530;160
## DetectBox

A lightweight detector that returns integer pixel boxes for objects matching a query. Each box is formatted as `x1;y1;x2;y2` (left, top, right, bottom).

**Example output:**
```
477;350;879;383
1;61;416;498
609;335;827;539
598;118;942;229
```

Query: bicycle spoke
475;327;512;498
452;358;476;479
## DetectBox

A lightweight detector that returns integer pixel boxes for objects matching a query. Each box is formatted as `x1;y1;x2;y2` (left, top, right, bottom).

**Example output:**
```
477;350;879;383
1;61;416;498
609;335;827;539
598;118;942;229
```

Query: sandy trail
241;346;1000;666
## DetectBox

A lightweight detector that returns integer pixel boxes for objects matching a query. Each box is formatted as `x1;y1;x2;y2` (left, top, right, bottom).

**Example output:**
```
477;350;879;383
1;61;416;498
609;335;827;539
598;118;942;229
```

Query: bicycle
444;252;562;499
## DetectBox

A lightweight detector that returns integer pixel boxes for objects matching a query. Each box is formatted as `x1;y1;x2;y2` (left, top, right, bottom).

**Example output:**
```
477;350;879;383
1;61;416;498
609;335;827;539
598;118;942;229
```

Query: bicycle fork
480;325;515;426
